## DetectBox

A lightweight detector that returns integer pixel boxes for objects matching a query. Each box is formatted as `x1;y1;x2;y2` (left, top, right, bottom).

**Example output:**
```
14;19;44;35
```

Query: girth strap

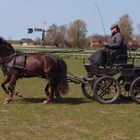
13;54;27;70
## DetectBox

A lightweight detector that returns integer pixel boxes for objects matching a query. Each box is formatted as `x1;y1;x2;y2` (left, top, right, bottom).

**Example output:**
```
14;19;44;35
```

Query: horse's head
0;37;15;58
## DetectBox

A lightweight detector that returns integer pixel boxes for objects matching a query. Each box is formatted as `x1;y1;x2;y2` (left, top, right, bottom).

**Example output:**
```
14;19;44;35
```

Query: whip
94;1;107;42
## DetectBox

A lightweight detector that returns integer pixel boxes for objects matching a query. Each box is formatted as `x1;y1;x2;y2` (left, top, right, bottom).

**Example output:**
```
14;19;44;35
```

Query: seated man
89;23;127;67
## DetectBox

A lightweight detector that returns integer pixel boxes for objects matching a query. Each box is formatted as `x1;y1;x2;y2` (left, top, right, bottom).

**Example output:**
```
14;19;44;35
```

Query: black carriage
68;46;140;104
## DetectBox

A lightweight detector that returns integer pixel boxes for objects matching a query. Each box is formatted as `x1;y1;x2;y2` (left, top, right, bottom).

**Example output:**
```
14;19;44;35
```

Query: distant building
128;39;140;50
20;38;33;45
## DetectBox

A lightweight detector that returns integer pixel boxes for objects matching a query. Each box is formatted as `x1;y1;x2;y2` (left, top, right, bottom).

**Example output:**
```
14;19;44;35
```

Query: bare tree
67;19;87;48
136;24;140;42
137;24;140;33
89;34;108;48
45;24;67;47
57;25;67;47
118;14;133;44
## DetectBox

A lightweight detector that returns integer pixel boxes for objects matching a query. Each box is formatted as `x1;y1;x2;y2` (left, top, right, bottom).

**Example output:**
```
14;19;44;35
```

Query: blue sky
0;0;139;40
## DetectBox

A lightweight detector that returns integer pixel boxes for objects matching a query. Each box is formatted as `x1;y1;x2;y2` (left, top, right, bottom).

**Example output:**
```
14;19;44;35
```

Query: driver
89;23;127;67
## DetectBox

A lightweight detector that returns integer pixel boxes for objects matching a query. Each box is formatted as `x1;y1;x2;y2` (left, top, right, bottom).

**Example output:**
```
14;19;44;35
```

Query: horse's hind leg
55;90;61;99
43;82;55;104
44;83;49;97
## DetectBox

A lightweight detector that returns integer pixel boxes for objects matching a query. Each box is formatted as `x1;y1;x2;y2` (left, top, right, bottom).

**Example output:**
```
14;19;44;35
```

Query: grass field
0;58;139;140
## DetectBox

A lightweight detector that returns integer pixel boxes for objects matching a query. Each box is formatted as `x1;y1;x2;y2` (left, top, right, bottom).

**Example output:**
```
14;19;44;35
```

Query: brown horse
0;38;68;104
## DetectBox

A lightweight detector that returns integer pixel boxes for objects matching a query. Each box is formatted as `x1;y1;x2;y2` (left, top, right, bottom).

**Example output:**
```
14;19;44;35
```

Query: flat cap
110;23;119;29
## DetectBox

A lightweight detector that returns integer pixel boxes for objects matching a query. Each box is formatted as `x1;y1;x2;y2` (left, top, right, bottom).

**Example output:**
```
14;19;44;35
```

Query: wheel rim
94;76;120;103
117;76;130;98
81;81;94;99
130;78;140;103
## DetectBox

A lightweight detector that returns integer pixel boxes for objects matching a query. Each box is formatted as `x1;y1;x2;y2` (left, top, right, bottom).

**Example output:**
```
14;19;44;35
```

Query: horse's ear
0;37;3;43
0;37;6;44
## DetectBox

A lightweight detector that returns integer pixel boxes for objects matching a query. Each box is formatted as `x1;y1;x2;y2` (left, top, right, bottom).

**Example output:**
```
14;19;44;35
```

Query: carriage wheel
117;76;130;98
81;80;95;100
93;76;121;104
130;77;140;104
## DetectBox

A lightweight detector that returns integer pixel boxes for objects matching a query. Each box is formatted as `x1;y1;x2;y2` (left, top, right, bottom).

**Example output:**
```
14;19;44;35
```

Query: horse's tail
56;58;69;95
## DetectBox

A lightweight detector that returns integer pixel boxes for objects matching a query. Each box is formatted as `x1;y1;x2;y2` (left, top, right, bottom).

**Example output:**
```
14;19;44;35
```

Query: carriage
68;46;140;104
0;37;140;104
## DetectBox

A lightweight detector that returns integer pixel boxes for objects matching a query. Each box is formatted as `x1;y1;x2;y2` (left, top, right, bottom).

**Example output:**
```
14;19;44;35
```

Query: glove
103;42;109;48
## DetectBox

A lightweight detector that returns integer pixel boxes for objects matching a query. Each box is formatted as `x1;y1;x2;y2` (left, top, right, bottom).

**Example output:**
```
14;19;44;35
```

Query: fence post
72;48;74;59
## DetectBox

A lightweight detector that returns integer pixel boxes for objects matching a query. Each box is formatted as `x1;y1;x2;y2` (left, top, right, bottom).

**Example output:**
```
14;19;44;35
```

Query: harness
13;53;27;70
2;53;46;78
3;53;27;69
2;53;29;77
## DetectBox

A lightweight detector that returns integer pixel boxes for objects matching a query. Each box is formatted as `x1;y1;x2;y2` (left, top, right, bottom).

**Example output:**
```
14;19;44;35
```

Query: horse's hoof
43;100;50;104
15;92;23;98
18;94;23;98
4;98;11;104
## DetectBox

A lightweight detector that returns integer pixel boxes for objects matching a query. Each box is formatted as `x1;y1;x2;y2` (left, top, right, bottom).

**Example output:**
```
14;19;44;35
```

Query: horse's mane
0;37;11;46
0;37;15;53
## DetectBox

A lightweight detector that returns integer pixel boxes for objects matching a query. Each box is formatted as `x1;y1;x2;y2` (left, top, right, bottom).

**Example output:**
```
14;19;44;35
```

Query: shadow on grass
15;96;135;105
22;97;45;104
117;96;133;104
22;97;90;105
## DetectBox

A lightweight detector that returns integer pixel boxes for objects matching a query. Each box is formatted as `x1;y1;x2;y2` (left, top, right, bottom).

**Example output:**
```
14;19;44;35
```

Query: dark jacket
89;32;127;66
107;32;126;51
107;32;127;60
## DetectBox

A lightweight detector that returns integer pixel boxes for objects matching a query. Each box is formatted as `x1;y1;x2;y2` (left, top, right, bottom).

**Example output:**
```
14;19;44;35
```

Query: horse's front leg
4;91;14;104
12;84;23;98
4;75;18;104
1;76;10;95
1;77;12;104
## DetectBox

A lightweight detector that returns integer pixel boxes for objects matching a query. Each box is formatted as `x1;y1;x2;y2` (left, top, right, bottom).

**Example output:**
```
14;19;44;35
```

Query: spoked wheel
117;76;130;98
130;77;140;104
93;76;121;104
81;79;95;99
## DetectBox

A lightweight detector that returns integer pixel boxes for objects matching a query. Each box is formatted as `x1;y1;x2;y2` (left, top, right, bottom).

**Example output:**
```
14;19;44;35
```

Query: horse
0;37;68;104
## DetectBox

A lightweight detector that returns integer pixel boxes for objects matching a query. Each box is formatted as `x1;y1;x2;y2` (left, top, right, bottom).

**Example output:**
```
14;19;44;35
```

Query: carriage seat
109;50;128;65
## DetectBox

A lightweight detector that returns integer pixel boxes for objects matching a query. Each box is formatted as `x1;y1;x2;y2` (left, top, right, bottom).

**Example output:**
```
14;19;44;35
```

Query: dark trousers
89;49;109;66
89;48;127;66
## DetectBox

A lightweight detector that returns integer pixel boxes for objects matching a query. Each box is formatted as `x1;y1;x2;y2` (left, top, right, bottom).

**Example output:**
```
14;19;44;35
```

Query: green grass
0;58;139;140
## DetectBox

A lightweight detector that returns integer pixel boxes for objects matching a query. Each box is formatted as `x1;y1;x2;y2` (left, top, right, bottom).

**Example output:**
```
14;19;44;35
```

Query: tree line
36;14;139;48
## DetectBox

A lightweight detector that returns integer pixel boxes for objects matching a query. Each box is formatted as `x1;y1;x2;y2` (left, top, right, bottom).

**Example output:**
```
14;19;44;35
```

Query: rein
0;53;17;64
